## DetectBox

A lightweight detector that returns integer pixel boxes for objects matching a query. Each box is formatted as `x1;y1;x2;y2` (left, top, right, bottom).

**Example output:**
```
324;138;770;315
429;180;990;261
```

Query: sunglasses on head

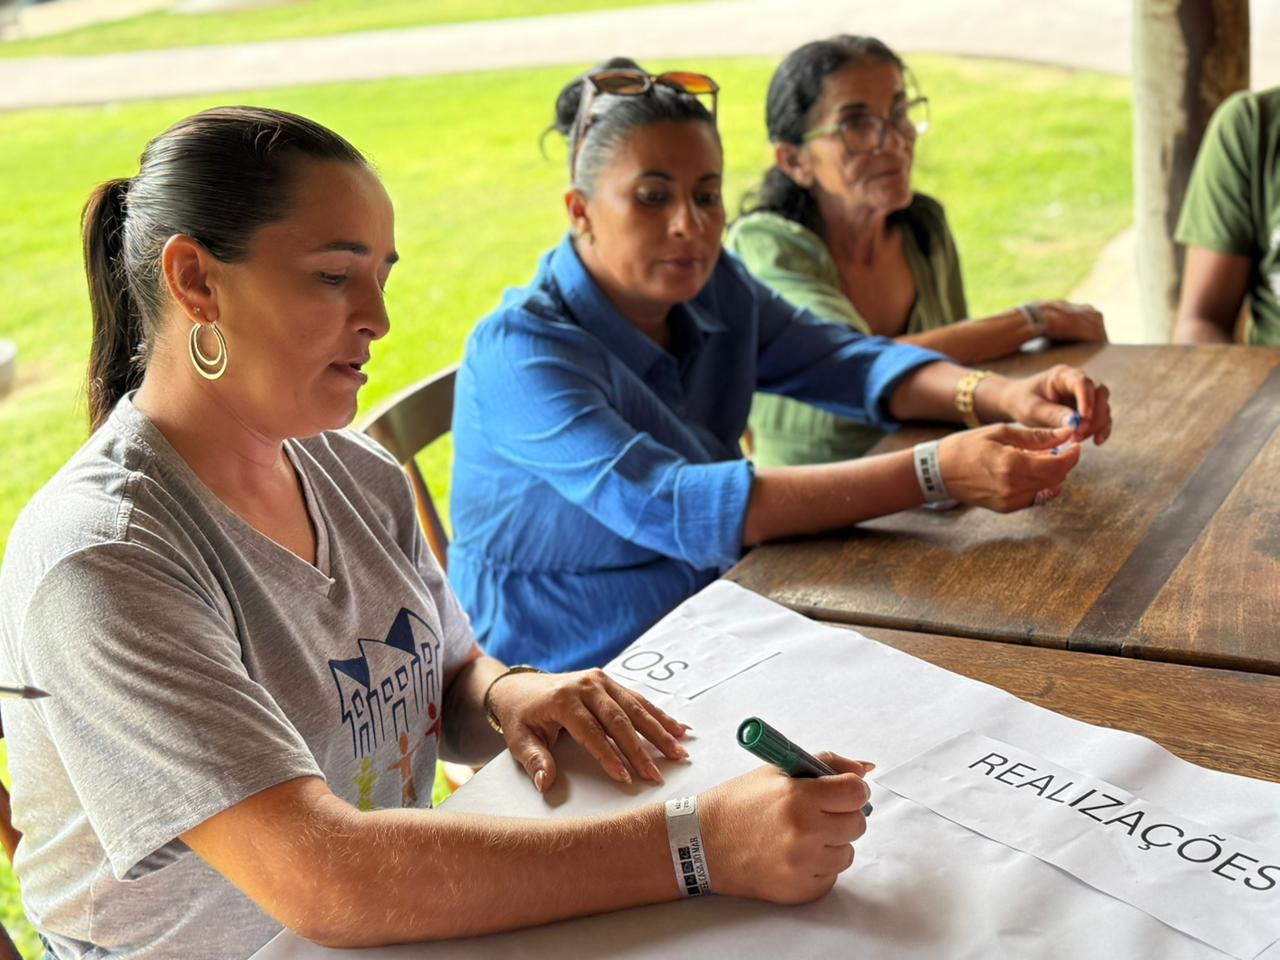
570;69;720;183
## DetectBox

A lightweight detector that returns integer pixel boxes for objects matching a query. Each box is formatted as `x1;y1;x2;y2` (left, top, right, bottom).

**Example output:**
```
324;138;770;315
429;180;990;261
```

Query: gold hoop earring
188;321;228;381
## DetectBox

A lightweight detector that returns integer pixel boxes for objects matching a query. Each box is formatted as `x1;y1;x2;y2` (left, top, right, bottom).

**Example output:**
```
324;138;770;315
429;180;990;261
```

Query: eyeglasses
802;97;930;154
570;70;720;183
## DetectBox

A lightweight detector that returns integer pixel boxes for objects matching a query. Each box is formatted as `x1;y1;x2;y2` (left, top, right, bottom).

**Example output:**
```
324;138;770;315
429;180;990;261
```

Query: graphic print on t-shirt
353;757;379;811
328;607;442;776
388;730;422;806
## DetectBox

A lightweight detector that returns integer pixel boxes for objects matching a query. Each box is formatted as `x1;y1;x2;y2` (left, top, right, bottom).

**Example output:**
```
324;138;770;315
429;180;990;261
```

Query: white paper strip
876;731;1280;960
603;610;779;699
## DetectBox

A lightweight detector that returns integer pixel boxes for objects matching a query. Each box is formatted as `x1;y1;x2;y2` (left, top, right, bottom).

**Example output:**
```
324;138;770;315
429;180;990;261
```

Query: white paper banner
253;582;1280;960
603;610;779;699
876;731;1280;960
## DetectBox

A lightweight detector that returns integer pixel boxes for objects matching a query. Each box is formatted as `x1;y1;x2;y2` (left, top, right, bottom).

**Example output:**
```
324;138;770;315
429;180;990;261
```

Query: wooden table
727;344;1280;674
856;624;1280;783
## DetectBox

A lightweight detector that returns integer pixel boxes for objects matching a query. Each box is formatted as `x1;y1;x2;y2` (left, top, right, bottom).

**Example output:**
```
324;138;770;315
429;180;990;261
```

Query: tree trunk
1132;0;1249;342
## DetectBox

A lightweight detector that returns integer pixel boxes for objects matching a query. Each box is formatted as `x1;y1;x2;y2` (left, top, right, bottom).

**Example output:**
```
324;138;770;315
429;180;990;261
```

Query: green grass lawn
0;55;1132;957
0;0;705;59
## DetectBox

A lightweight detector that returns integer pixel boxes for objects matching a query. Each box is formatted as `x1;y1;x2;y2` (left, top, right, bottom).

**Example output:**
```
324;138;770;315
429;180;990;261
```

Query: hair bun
550;56;647;137
551;79;584;137
598;56;644;72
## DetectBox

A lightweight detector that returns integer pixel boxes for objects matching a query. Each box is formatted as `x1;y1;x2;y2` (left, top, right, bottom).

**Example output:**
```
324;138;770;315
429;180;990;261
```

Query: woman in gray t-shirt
0;106;874;958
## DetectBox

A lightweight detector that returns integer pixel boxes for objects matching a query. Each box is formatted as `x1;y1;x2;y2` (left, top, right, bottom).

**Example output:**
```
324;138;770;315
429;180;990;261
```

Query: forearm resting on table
898;311;1033;366
885;360;1009;424
740;360;1026;544
183;776;676;947
742;449;922;545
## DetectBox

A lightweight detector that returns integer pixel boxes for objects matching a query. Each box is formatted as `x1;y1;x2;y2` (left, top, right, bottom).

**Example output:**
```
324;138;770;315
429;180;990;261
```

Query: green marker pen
738;717;872;816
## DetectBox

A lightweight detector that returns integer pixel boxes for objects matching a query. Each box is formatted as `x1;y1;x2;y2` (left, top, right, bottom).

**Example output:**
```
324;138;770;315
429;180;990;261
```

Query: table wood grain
1130;422;1280;671
853;624;1280;783
726;344;1280;674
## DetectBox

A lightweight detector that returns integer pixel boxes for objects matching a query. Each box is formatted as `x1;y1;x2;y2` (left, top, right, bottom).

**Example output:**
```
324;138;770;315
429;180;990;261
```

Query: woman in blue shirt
449;59;1112;672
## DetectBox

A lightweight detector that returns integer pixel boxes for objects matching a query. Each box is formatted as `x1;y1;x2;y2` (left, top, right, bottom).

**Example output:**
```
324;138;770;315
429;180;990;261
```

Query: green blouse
727;194;968;465
1175;87;1280;345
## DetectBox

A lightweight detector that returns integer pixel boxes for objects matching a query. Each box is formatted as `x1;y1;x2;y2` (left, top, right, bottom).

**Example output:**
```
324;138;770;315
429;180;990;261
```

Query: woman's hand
487;669;689;792
699;753;873;904
939;423;1083;512
985;364;1112;445
1033;300;1108;344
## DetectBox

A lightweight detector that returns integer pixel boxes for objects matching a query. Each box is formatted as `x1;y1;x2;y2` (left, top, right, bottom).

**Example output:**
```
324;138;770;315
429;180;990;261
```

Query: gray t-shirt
0;397;478;959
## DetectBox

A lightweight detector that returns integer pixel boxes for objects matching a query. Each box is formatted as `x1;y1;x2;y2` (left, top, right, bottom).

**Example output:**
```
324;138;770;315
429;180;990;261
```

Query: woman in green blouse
729;35;1108;466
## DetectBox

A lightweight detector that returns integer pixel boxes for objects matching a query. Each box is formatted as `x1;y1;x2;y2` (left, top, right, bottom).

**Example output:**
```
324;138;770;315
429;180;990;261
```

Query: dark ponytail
84;178;144;431
747;166;825;237
740;35;906;237
80;106;367;431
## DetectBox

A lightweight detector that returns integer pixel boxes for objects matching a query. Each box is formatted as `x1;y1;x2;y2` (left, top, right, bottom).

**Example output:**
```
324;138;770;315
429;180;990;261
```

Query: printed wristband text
665;796;713;897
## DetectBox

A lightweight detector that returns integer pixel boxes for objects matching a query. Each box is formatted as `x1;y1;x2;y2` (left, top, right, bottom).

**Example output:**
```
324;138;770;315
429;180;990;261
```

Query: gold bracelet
954;369;994;429
483;665;545;734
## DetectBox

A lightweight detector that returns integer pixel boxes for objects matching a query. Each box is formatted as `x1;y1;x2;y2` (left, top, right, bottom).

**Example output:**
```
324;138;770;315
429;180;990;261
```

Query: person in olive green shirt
1174;87;1280;345
728;35;1107;466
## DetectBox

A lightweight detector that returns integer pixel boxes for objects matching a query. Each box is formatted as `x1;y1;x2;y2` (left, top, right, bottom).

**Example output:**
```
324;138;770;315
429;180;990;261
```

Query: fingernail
675;745;689;759
534;769;547;792
1067;412;1081;429
618;767;632;784
647;762;663;783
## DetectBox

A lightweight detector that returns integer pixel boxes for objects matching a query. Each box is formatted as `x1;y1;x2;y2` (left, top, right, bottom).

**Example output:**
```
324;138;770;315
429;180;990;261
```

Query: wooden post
1133;0;1249;342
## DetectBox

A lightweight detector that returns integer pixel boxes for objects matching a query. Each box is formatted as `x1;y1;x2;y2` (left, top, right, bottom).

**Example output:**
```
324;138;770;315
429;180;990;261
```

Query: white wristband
1017;302;1048;338
913;440;950;503
664;796;713;897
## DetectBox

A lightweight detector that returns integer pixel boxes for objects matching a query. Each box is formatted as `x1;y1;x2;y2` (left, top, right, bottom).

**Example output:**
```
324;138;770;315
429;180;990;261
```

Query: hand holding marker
1036;411;1085;505
737;717;873;816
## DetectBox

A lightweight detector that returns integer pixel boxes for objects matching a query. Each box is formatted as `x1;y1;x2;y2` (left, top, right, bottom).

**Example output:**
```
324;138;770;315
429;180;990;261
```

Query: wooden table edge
830;622;1280;784
732;587;1280;678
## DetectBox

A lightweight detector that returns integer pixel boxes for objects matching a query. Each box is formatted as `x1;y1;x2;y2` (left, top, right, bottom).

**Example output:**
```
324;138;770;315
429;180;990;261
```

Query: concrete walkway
0;0;1175;111
2;0;171;40
4;0;1278;341
5;0;1279;112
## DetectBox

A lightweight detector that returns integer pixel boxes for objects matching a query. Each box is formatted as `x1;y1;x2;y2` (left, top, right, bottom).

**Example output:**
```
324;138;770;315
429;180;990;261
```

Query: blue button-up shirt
448;234;944;671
